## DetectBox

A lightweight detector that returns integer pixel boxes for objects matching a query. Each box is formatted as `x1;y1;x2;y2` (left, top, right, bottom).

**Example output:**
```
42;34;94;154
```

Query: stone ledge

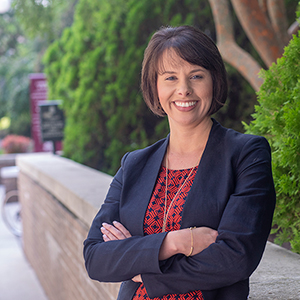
16;153;112;227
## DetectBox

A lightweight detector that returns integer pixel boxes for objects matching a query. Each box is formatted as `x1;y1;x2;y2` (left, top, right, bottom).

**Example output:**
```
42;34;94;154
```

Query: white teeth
175;101;196;107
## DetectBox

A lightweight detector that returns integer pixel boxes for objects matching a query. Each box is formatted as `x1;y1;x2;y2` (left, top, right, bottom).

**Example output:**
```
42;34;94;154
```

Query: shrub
42;0;216;175
244;30;300;253
1;134;32;154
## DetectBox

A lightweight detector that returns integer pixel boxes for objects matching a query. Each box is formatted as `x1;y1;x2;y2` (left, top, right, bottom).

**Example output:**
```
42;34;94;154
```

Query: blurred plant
0;1;78;137
1;134;32;153
43;0;299;175
43;0;214;174
12;0;79;43
0;10;37;137
244;19;300;253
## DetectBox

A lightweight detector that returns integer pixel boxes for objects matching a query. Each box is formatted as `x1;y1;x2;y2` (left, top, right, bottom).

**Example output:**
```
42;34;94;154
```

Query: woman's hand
191;227;218;255
101;221;132;241
159;226;218;260
101;222;142;283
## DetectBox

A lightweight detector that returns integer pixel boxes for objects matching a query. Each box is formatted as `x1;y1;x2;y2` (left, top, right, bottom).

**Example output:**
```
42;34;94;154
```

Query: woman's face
156;50;213;129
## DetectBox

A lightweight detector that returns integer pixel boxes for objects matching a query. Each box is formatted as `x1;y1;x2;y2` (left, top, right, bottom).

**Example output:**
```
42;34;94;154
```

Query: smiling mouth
174;101;197;108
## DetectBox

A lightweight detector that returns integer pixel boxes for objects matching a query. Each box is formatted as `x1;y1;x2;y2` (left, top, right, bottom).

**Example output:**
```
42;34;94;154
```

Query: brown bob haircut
141;25;228;117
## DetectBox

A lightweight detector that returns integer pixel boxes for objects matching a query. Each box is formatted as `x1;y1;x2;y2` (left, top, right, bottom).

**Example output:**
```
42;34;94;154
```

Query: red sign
29;73;62;152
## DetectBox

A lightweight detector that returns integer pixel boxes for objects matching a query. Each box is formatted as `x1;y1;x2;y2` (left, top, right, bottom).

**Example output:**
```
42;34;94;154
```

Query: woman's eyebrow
190;68;206;73
159;67;206;75
159;70;176;75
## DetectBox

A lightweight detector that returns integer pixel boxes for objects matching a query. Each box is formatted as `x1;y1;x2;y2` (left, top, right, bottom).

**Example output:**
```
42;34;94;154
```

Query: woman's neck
166;118;213;170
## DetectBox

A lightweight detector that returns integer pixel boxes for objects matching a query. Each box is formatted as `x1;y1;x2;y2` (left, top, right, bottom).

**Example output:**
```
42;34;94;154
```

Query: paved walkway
0;185;47;300
0;184;300;299
249;242;300;299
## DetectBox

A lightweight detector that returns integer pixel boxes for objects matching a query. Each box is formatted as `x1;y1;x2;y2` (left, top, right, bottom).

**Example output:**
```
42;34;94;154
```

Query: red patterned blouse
132;165;204;300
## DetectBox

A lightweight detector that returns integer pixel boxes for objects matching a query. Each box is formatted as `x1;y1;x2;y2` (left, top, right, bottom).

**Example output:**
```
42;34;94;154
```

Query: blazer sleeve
83;153;168;282
142;136;276;298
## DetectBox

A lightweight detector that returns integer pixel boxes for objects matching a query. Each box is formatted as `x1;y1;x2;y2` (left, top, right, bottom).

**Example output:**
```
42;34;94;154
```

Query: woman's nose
177;80;192;96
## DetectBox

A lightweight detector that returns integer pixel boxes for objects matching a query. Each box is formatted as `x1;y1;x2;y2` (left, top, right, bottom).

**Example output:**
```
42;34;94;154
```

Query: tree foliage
244;29;300;253
43;0;216;174
0;1;78;137
0;11;21;56
12;0;78;43
0;11;33;136
43;0;299;175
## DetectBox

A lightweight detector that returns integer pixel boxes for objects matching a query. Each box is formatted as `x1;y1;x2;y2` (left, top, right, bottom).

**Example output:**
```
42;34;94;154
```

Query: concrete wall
17;153;120;300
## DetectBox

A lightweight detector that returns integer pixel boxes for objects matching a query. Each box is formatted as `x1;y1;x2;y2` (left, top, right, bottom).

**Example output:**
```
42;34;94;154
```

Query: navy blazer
84;119;276;300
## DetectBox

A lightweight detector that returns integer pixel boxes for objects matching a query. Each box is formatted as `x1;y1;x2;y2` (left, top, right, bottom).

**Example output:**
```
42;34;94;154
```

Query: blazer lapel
121;136;169;236
181;119;225;229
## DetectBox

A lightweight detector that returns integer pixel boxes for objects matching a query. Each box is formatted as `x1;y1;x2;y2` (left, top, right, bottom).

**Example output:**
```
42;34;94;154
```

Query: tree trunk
208;0;292;90
208;0;264;91
230;0;285;67
267;0;289;46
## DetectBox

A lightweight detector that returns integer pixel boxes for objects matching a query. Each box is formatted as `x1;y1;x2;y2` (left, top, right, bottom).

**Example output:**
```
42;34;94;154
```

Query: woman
83;25;276;300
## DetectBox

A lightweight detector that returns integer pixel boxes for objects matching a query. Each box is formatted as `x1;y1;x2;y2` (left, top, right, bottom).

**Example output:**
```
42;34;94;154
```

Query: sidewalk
249;242;300;299
0;184;300;299
0;185;48;300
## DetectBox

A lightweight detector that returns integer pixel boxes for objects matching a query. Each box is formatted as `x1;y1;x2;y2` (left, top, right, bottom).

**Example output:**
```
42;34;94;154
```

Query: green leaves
245;32;300;253
0;10;35;136
43;0;210;174
12;0;78;42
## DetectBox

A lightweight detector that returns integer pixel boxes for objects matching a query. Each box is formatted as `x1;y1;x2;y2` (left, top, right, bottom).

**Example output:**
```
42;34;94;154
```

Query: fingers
101;221;132;241
102;234;110;242
101;222;124;240
113;221;132;238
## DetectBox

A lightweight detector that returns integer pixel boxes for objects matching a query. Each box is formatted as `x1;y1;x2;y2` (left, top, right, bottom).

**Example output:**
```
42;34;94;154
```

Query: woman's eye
191;75;203;80
166;76;177;81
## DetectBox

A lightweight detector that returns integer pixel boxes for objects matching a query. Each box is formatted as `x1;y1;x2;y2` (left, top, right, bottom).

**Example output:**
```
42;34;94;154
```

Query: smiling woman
142;26;227;118
156;50;213;133
83;25;276;300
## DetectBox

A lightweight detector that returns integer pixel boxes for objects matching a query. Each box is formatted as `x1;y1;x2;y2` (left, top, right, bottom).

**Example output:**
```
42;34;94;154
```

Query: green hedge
244;29;300;253
43;0;214;174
